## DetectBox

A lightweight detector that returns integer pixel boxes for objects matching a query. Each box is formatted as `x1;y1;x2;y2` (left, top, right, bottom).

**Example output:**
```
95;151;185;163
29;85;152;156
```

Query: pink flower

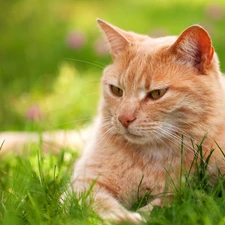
66;31;86;49
149;28;168;38
26;104;44;121
205;3;224;21
93;38;108;56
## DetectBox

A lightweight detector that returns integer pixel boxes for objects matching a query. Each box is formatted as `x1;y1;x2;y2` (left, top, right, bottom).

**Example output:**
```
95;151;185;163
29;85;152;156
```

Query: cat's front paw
138;198;162;214
101;211;145;224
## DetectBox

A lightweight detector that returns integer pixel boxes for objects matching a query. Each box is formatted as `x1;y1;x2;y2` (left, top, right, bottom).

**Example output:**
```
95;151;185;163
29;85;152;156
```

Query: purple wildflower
26;104;44;121
66;31;86;49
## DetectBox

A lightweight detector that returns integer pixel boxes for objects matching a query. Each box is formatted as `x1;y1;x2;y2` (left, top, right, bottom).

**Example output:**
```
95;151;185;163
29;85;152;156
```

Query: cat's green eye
110;85;123;97
148;88;167;99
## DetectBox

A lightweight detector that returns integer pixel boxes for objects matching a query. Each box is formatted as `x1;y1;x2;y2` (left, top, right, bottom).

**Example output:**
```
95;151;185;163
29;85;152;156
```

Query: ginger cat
70;19;225;224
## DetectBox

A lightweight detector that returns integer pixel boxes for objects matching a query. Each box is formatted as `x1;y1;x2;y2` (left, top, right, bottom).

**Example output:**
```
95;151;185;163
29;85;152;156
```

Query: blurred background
1;0;225;131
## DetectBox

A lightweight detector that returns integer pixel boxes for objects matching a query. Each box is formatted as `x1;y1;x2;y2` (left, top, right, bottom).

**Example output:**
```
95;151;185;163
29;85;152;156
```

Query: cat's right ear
97;19;132;59
170;25;214;74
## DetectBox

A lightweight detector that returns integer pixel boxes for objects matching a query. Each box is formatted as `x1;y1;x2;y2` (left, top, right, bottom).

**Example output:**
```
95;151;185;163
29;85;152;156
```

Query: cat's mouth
123;130;147;144
124;133;149;145
125;130;142;137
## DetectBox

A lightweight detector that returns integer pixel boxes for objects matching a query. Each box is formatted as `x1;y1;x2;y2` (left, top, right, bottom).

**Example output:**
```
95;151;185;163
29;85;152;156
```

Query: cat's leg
138;198;162;213
138;195;173;214
93;191;145;224
71;180;145;224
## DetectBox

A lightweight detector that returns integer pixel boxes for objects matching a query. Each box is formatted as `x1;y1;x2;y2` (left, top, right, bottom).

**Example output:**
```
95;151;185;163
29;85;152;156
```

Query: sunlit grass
1;138;225;225
0;145;103;225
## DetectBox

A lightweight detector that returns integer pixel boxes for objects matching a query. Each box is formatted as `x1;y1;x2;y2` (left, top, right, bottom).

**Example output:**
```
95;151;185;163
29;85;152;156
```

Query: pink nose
118;114;136;128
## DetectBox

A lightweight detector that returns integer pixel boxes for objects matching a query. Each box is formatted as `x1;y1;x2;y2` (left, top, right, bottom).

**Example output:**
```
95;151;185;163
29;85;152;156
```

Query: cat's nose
118;114;136;128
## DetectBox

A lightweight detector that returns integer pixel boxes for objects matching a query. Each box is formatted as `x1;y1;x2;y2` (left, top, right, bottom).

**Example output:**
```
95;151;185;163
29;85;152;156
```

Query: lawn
1;141;225;225
1;0;225;224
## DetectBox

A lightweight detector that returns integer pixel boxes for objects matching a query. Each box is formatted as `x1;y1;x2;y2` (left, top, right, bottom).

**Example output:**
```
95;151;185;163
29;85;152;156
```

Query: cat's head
97;19;223;146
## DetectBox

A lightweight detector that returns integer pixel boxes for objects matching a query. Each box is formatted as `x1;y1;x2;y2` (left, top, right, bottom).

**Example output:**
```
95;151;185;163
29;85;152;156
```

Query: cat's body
71;20;225;223
0;130;86;154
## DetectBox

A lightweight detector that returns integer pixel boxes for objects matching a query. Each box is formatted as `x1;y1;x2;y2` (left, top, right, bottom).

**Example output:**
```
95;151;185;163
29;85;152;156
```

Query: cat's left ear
97;19;132;59
170;25;214;74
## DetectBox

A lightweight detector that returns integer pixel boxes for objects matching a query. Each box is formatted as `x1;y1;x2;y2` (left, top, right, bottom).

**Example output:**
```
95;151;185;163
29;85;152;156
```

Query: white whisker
48;118;93;129
158;124;207;166
64;58;105;69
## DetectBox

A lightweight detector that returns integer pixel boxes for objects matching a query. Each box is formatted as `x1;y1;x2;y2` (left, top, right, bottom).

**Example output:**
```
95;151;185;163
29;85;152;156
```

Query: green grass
0;145;103;225
1;139;225;225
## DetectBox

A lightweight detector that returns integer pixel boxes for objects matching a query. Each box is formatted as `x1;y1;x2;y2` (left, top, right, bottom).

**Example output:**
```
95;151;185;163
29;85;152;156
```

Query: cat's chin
123;133;150;145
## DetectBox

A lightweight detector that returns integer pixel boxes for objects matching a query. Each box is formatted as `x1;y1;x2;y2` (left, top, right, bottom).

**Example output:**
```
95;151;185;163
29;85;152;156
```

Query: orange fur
71;19;225;223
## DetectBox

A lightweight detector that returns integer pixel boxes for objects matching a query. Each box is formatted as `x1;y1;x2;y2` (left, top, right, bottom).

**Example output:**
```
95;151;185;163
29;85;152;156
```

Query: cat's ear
170;25;214;73
97;19;132;59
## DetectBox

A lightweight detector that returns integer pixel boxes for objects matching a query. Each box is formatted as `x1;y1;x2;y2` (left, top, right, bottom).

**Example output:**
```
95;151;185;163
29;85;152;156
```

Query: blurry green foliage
1;0;225;130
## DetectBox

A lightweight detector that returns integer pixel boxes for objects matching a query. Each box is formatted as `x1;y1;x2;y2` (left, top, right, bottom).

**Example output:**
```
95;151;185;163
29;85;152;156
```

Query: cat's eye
110;85;123;97
148;88;167;100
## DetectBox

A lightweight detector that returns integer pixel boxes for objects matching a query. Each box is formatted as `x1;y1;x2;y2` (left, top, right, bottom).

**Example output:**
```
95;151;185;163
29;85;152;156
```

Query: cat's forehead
119;36;177;89
140;36;177;51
